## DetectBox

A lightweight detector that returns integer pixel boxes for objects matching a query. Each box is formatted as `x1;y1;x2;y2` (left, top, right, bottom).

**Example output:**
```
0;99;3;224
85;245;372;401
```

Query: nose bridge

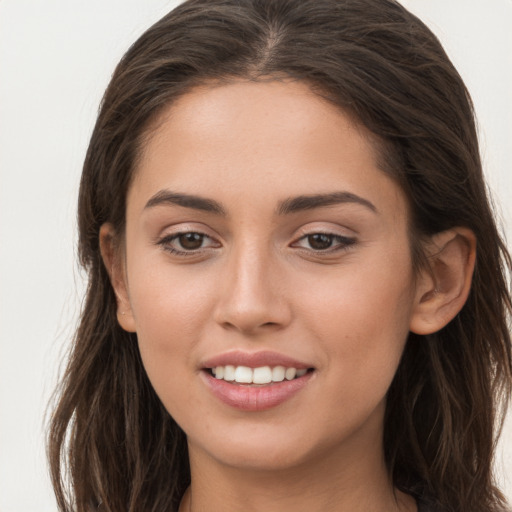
214;236;290;333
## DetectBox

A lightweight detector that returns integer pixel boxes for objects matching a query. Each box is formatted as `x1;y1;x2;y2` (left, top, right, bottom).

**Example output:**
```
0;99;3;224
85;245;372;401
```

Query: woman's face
117;80;421;471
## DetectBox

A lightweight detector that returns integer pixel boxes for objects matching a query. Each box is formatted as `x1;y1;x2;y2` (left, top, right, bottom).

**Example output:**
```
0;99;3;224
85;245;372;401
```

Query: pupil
179;233;204;250
308;233;333;250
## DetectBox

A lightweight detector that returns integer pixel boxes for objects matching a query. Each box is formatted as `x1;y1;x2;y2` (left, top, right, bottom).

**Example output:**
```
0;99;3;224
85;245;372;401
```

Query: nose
213;243;292;335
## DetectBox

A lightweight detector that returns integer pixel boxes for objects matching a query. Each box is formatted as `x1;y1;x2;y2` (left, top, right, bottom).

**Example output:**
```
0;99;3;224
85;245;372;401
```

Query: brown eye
157;230;220;256
292;232;357;253
307;233;334;250
178;232;205;250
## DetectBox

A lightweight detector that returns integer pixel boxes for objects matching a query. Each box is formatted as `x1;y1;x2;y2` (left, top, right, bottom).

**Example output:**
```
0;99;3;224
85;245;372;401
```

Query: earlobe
409;228;476;335
99;223;137;333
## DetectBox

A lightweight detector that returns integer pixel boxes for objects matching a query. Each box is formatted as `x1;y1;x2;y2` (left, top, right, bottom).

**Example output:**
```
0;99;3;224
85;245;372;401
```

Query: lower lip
202;371;313;411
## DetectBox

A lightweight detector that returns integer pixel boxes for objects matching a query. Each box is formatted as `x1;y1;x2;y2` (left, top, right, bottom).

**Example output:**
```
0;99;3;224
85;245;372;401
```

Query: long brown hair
47;1;512;511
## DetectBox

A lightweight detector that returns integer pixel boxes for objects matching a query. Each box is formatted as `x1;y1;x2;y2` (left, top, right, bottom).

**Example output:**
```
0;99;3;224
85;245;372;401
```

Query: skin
101;80;476;512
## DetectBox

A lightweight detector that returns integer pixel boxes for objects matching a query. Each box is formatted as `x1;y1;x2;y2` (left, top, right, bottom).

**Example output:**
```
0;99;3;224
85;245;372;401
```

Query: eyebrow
144;190;226;215
144;190;377;216
277;192;377;215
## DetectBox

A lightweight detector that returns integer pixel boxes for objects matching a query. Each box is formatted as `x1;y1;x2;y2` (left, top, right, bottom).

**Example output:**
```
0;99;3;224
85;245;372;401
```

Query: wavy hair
48;1;512;511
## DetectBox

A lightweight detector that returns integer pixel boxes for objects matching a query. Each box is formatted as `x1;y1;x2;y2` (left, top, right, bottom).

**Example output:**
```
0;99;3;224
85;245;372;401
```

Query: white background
0;1;511;510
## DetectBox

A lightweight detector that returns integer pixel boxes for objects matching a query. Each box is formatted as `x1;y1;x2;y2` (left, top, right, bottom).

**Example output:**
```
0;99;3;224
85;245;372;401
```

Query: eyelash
156;231;356;257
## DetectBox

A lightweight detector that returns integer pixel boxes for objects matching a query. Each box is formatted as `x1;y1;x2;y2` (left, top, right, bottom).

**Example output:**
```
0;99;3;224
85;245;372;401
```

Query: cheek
299;248;415;380
128;276;208;418
127;248;213;335
124;256;216;395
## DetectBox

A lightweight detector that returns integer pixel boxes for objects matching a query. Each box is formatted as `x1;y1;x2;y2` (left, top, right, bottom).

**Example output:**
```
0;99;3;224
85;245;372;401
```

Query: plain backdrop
1;1;511;511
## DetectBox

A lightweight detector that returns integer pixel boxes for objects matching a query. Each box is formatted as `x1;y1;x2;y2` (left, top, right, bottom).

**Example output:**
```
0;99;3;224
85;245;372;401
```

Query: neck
181;426;417;512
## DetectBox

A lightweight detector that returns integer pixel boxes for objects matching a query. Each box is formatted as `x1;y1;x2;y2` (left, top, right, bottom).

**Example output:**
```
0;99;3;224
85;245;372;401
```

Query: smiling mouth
205;365;314;385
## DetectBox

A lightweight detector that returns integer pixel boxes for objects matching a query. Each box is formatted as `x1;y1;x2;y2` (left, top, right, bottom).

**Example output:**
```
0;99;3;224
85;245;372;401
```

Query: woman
47;1;512;511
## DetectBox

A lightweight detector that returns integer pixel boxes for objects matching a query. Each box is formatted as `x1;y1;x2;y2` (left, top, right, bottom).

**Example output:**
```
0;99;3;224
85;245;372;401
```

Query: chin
206;442;313;472
186;422;352;474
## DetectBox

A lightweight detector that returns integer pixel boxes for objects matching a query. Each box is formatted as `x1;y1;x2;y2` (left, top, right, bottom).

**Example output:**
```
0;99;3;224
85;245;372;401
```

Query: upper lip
201;350;313;370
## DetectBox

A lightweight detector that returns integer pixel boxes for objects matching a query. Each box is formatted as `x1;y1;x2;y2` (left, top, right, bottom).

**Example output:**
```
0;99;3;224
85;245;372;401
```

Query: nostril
218;318;286;334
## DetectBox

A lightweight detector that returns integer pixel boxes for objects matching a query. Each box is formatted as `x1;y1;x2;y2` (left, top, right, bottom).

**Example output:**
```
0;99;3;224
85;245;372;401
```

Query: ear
409;228;476;335
99;223;137;333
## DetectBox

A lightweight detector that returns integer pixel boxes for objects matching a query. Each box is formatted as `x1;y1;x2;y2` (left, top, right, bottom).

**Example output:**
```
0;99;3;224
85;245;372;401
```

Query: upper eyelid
292;219;358;234
156;223;219;240
291;225;357;241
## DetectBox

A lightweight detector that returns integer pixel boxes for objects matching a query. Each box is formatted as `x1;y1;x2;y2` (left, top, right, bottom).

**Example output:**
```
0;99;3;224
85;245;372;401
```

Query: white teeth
285;368;297;380
234;366;253;383
224;365;236;381
253;366;272;384
271;365;285;382
210;365;309;384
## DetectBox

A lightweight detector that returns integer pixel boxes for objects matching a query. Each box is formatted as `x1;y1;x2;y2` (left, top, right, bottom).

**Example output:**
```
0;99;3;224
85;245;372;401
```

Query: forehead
130;80;406;221
142;79;368;159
